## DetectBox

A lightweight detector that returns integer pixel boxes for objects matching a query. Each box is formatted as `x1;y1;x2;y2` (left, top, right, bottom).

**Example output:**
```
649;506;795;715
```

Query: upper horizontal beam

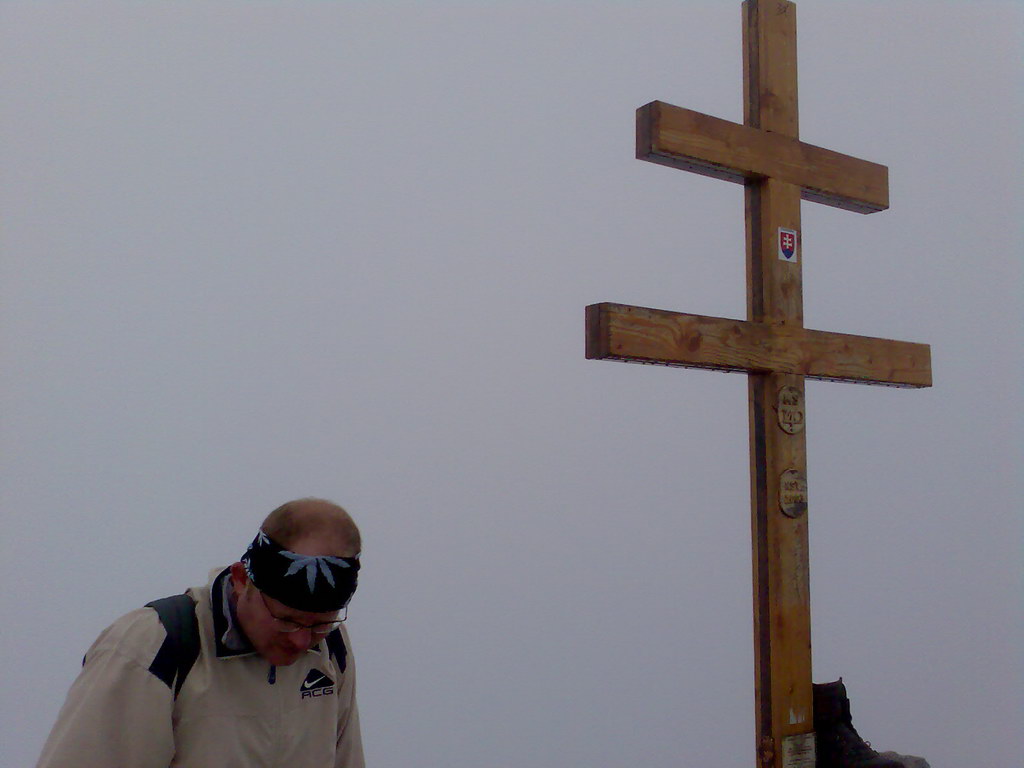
637;101;889;214
586;303;931;388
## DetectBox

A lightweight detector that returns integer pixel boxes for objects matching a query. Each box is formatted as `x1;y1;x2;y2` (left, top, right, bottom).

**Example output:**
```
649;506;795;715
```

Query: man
37;498;365;768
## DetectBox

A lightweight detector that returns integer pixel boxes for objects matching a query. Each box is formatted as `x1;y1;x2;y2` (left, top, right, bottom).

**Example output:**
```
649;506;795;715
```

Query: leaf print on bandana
281;551;353;593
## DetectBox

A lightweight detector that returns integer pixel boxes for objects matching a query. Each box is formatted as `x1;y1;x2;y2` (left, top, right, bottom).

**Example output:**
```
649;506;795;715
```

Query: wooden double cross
585;2;931;766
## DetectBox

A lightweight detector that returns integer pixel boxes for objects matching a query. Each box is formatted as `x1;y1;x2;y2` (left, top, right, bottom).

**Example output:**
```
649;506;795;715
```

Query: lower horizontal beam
586;303;931;388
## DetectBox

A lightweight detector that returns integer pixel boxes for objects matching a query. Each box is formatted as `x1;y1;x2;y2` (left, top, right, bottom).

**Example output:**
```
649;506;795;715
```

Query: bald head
260;498;361;558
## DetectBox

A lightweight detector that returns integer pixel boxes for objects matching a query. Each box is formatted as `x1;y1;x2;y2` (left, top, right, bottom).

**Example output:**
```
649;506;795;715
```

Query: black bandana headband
241;529;360;613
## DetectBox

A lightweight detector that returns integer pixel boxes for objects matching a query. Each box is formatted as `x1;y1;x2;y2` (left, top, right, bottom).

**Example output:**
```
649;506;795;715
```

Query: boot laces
839;722;880;760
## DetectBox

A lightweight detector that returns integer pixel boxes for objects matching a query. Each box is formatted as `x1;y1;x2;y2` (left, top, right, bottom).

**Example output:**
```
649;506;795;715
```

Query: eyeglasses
257;590;347;636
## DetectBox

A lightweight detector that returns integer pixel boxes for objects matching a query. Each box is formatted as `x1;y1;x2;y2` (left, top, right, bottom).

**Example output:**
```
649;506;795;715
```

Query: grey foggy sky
1;2;1021;766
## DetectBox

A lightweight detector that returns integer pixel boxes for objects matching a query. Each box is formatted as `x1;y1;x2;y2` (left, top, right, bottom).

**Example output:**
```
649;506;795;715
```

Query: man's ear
229;562;248;592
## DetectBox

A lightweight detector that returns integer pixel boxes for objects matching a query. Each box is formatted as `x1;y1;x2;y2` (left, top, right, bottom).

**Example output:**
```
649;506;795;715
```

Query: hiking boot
813;679;902;768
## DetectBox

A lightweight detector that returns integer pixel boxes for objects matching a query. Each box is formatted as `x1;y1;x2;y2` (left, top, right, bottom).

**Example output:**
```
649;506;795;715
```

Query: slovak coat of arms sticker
778;227;799;263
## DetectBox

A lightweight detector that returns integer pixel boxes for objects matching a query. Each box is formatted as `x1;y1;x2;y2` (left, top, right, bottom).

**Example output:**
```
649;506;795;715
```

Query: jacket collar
211;567;255;658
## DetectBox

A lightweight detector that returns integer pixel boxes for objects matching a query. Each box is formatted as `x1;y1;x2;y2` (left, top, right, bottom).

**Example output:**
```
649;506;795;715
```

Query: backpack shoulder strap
325;628;348;674
145;593;200;699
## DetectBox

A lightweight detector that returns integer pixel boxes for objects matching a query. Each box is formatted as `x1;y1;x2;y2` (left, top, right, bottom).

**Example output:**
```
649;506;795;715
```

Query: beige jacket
37;568;364;768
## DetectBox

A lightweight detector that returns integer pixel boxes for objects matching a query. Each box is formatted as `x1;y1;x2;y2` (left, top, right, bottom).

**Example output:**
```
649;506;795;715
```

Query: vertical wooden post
590;2;931;764
744;2;814;765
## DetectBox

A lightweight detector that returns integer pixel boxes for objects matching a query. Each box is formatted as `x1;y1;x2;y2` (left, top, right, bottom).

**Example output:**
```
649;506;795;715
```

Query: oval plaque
777;385;805;434
779;469;808;518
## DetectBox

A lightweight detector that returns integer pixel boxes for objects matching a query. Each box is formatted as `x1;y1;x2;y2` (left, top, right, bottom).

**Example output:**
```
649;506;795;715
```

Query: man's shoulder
87;572;218;666
86;605;169;666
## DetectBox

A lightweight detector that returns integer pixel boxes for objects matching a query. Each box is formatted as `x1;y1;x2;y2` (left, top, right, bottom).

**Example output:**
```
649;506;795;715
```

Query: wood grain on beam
636;101;889;214
586;303;931;387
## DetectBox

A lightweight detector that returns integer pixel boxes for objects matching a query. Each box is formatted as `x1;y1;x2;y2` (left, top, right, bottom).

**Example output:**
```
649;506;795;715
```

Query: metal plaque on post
777;385;805;434
781;732;816;768
779;469;808;518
